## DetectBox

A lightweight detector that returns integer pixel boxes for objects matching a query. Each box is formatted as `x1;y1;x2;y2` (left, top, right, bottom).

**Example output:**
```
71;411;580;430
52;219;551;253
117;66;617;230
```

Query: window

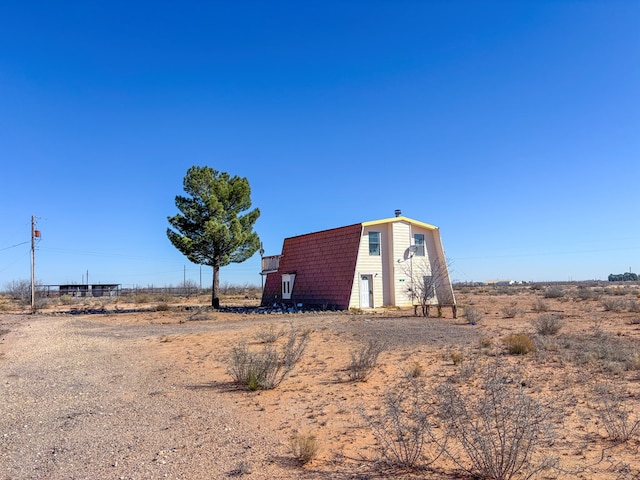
281;274;295;300
414;234;425;256
369;232;381;256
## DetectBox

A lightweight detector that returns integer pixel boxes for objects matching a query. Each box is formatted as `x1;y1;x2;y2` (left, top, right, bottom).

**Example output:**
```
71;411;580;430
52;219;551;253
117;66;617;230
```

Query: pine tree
167;166;260;308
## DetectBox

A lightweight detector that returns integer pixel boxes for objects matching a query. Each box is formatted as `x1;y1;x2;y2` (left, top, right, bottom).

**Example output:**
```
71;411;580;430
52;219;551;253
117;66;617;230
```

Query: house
260;213;456;313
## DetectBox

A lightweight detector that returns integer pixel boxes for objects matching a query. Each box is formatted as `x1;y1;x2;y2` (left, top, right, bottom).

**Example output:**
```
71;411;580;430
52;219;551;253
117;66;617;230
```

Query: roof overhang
361;216;438;230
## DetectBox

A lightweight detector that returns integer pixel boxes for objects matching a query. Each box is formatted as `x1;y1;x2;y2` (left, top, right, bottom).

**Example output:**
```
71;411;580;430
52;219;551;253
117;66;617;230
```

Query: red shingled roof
261;223;362;309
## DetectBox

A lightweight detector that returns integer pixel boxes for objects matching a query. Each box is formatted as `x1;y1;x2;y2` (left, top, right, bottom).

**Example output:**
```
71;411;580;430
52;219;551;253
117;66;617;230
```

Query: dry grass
346;338;385;382
289;432;319;465
503;333;536;355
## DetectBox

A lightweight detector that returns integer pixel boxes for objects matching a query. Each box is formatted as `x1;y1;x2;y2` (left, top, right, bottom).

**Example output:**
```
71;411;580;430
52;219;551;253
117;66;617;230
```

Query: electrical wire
0;241;29;252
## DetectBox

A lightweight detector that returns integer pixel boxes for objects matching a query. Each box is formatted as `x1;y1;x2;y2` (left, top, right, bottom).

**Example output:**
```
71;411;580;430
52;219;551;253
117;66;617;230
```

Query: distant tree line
608;272;638;282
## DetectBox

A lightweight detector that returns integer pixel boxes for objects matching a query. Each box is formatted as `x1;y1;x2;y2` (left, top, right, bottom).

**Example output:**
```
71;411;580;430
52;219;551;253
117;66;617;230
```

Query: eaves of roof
361;216;438;230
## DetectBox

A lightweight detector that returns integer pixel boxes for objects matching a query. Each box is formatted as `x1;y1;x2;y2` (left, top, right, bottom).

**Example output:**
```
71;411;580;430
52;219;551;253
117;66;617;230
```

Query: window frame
414;233;425;256
368;231;381;256
281;273;295;300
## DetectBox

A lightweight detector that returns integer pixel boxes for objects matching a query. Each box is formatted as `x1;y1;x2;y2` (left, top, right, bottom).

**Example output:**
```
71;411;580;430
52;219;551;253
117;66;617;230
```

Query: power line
0;241;29;252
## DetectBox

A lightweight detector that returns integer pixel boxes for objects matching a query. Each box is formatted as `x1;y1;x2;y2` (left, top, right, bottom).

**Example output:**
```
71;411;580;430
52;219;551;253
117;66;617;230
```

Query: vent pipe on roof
394;209;402;217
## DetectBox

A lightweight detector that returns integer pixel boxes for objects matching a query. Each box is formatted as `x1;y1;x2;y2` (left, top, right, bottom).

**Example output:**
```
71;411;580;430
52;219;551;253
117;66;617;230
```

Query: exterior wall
349;225;385;308
261;224;362;309
392;221;412;306
350;218;455;309
429;228;456;305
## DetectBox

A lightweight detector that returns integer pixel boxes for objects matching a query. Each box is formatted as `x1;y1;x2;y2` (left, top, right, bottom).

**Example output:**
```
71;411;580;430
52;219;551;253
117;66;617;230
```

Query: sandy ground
1;284;639;479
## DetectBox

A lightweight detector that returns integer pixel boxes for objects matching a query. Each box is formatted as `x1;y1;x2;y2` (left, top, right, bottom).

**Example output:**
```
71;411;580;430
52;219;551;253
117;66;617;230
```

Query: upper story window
369;232;381;256
414;234;425;256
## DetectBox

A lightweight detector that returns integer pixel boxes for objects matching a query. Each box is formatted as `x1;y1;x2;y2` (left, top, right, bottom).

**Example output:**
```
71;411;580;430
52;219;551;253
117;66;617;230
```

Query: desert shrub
219;281;261;297
562;333;639;373
254;324;286;344
132;294;151;304
531;314;563;336
155;302;170;311
227;329;309;390
500;301;523;319
187;309;212;321
543;287;564;299
361;380;443;468
438;364;556;480
531;298;549;313
290;432;319;464
451;351;464;365
347;338;385;382
228;460;252;476
155;293;173;303
2;279;32;302
575;286;596;301
627;299;640;313
479;337;493;349
607;286;632;296
593;384;640;443
450;354;480;384
464;306;483;325
601;297;625;312
503;334;536;355
403;361;424;379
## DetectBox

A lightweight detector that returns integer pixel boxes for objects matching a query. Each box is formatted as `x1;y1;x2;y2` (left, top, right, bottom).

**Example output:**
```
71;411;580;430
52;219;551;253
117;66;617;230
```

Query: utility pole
30;215;36;314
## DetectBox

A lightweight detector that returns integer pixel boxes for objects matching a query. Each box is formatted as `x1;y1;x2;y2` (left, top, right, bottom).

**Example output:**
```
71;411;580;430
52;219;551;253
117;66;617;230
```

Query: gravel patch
0;314;289;479
0;311;478;479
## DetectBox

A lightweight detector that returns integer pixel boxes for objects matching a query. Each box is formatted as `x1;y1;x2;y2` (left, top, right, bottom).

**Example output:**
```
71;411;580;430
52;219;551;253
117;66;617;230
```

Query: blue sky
1;1;638;288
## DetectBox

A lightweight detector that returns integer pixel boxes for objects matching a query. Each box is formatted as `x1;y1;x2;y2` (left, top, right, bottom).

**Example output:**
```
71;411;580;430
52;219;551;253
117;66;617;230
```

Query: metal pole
30;215;36;314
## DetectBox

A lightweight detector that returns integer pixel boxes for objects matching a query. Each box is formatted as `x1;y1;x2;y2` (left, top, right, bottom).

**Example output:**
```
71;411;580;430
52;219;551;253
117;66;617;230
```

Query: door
360;275;373;308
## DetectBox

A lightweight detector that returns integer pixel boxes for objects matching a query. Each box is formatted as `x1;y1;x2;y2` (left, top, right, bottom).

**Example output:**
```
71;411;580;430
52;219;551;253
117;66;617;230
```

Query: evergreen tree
167;166;260;308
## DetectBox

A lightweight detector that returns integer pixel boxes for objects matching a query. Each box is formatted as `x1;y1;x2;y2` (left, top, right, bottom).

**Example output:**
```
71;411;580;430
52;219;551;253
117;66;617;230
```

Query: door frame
359;274;374;308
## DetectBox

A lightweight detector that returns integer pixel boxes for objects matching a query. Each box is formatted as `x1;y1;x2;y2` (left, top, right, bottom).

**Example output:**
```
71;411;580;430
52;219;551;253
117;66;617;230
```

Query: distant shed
57;284;121;297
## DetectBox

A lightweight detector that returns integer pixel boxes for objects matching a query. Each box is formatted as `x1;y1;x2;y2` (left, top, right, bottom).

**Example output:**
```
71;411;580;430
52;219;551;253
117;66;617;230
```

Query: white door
360;275;372;308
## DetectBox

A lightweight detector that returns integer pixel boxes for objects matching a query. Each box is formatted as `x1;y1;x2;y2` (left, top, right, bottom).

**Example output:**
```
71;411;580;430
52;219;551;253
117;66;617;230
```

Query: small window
281;274;295;300
414;234;425;256
369;232;381;256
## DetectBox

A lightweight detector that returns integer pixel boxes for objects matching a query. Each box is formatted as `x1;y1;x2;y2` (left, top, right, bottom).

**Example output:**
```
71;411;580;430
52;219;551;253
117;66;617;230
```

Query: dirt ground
1;284;639;479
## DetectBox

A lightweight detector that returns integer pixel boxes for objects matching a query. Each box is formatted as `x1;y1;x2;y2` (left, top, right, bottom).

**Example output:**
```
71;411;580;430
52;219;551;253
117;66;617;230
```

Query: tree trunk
211;264;220;308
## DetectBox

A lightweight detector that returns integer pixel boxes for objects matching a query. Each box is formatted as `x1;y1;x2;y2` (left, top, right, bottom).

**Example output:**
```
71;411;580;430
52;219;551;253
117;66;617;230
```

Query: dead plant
226;328;309;390
438;363;557;480
531;314;563;336
501;301;523;319
347;338;385;382
594;384;640;443
290;432;319;464
361;379;444;469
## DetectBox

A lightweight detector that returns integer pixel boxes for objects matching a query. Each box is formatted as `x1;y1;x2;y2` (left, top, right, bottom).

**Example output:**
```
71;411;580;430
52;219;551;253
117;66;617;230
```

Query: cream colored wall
349;219;456;309
349;225;387;308
430;228;456;305
391;221;413;306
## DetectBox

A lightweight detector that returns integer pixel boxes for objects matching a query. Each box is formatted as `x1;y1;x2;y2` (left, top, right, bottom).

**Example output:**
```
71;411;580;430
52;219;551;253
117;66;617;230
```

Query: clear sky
1;1;638;289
